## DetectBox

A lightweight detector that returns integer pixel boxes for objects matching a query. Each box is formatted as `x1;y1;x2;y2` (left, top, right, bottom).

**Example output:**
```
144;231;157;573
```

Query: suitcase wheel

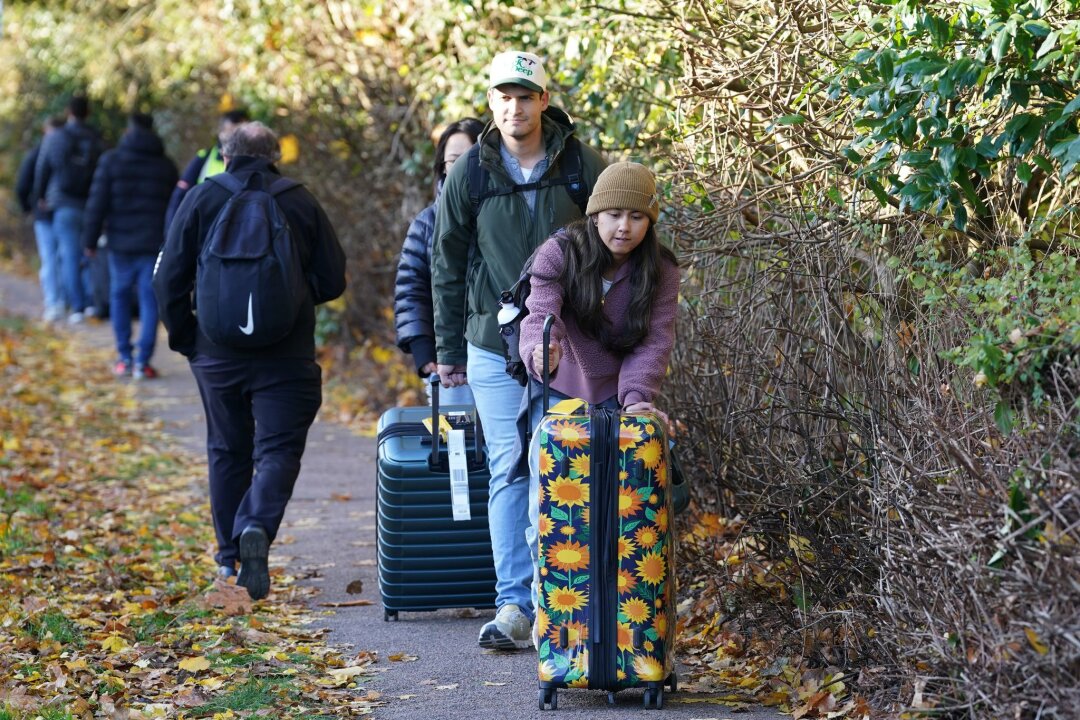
666;671;678;693
643;685;664;709
384;610;398;622
539;686;557;710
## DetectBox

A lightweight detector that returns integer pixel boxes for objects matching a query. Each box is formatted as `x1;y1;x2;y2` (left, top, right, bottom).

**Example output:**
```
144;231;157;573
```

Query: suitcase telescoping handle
542;314;555;414
428;372;484;468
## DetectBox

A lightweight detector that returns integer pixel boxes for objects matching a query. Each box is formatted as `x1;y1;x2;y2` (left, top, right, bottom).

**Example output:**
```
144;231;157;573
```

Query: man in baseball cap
488;50;548;94
430;53;607;651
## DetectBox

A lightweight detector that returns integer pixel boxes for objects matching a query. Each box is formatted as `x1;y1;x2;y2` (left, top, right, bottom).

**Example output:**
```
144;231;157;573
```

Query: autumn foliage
0;0;1077;717
0;316;380;716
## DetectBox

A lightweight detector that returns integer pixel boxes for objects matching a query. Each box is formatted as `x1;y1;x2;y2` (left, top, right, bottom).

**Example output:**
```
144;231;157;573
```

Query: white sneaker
83;305;98;319
478;604;533;650
67;312;84;325
42;306;63;323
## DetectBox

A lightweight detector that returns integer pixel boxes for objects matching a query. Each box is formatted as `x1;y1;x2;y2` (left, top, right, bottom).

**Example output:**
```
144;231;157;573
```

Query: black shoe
237;526;270;600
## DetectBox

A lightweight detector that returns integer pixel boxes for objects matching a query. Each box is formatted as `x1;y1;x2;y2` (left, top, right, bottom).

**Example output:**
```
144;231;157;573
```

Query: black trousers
190;354;322;567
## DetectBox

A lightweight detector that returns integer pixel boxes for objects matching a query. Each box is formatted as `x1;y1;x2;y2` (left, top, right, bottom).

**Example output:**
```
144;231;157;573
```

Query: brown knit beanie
585;161;660;224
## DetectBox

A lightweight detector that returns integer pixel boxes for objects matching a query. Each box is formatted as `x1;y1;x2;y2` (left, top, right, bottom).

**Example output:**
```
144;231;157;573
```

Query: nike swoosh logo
239;293;255;335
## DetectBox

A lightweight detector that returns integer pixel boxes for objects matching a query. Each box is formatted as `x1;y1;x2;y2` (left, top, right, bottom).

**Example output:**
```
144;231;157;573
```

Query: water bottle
497;291;522;327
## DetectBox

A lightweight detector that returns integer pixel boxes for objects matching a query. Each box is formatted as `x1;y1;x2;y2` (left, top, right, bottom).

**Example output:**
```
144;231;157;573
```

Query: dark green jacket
431;113;606;363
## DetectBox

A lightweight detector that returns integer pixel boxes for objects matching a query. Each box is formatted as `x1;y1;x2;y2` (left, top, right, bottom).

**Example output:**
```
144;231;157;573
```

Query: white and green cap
488;51;547;93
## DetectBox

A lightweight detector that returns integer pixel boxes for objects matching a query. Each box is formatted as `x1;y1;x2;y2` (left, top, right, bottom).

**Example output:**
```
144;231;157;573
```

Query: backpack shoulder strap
207;173;244;194
559;137;588;215
466;144;487;217
268;176;301;196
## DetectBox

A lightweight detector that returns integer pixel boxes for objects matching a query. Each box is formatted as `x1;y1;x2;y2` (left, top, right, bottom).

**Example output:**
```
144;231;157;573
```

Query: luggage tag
546;398;588;416
447;429;471;521
421;414;453;441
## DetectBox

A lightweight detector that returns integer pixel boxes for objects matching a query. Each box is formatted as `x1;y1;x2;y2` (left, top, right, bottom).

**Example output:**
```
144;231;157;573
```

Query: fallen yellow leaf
179;656;212;672
100;634;130;653
1025;627;1049;655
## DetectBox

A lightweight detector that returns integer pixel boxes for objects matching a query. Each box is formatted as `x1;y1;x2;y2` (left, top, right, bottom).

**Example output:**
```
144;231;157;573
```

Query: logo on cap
514;56;536;77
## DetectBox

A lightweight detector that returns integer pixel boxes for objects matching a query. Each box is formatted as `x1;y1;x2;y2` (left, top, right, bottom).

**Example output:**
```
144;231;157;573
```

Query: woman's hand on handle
623;401;670;429
532;342;561;375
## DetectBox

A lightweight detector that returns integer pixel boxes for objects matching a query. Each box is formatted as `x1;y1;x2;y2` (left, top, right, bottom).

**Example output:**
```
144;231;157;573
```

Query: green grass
0;315;28;332
131;610;175;643
0;522;35;556
191;677;292;713
0;707;71;720
217;650;269;668
1;487;48;519
23;609;84;646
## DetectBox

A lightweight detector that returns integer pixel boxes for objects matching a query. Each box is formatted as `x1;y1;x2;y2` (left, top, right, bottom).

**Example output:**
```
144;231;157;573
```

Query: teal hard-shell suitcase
375;379;496;620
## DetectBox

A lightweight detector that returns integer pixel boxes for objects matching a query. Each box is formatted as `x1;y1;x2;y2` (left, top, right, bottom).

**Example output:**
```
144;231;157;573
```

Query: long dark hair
433;117;484;192
555;217;678;353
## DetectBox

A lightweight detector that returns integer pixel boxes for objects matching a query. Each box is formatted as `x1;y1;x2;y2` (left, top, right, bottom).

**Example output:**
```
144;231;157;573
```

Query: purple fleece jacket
520;234;679;405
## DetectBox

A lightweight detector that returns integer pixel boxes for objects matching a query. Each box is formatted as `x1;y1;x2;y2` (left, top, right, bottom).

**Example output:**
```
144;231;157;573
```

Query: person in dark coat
33;94;104;323
82;112;179;379
15;116;66;322
393;117;483;404
153;121;346;600
164;109;249;232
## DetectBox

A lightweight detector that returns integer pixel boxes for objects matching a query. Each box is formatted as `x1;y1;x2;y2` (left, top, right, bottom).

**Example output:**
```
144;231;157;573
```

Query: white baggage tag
447;429;471;521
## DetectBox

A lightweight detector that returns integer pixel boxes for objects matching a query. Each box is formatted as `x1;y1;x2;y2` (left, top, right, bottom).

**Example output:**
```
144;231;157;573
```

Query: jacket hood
121;128;165;156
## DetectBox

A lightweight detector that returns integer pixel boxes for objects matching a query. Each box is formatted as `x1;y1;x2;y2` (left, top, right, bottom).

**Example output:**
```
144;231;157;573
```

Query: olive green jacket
431;113;606;363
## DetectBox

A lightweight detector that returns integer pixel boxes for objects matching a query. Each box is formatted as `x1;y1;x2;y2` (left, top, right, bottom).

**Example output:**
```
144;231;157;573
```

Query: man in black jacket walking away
153;121;346;600
83;112;178;379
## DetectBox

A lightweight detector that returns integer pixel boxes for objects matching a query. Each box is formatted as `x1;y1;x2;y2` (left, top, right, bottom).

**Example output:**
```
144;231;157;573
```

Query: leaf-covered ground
0;302;872;718
0;313;381;718
675;515;874;718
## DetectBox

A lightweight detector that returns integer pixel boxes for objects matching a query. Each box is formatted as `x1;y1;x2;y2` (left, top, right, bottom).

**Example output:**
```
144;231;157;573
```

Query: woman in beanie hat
513;162;679;619
518;161;678;418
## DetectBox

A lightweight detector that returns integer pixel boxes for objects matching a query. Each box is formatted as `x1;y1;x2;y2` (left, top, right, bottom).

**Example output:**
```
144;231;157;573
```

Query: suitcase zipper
588;407;619;690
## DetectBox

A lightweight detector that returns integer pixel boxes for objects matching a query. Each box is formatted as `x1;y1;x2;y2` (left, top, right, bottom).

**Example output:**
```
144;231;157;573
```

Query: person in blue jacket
32;95;104;324
393;117;483;405
15;116;66;322
164;109;249;231
82;112;179;379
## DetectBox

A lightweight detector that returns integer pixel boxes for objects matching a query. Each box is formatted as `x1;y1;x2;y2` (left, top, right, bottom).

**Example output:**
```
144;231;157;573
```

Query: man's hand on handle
437;363;468;388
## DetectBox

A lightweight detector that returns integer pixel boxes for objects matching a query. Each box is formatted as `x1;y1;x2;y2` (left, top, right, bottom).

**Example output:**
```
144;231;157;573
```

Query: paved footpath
1;268;785;720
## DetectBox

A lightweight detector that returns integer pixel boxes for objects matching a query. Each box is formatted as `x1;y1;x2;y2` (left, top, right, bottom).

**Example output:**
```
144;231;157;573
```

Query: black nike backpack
195;173;308;348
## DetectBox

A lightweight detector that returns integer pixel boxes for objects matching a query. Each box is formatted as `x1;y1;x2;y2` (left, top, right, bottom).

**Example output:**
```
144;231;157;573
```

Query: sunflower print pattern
536;412;675;690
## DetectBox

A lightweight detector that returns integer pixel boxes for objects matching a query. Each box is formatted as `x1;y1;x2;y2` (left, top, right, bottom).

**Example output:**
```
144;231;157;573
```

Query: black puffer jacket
82;128;179;254
393;201;438;375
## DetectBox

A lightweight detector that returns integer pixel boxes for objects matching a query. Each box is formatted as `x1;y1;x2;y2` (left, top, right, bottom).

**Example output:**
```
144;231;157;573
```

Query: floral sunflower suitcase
534;404;677;710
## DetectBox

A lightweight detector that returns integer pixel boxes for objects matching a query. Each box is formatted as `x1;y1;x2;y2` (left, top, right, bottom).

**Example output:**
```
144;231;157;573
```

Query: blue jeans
33;219;63;312
53;206;93;312
467;343;532;618
524;385;619;611
108;251;158;365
